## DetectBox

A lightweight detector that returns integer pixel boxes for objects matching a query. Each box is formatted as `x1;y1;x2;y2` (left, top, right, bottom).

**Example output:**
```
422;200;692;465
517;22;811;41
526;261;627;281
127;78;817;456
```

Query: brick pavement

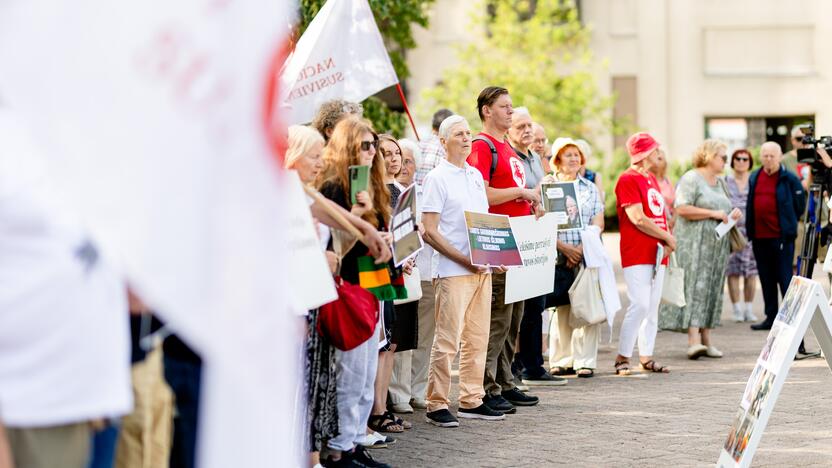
375;234;832;467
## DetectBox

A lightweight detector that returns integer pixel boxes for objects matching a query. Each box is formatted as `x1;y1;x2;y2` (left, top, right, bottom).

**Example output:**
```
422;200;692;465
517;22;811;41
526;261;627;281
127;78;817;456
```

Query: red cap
626;132;659;164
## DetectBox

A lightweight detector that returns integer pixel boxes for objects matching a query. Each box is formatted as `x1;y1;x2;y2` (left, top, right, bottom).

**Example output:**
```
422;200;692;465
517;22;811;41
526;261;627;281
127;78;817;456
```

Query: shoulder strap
472;136;499;180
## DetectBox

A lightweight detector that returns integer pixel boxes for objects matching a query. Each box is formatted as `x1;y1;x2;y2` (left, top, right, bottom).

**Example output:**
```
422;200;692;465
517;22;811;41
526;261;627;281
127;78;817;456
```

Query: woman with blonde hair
658;139;741;360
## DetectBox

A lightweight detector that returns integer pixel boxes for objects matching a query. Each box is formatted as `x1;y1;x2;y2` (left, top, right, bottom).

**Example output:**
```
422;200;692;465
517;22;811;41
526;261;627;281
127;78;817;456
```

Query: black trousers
515;293;548;377
752;238;795;323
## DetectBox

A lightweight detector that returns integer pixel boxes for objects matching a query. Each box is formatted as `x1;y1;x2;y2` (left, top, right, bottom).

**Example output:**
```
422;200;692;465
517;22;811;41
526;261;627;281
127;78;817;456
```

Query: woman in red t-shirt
613;132;677;376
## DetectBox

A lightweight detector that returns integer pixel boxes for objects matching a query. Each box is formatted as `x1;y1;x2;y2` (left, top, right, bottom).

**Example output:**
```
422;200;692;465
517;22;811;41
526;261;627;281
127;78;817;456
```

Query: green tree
298;0;435;137
422;0;621;141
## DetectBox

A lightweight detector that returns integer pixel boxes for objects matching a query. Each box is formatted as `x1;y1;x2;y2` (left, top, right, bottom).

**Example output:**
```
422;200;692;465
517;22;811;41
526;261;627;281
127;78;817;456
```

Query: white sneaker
744;303;757;322
732;304;744;322
687;344;708;360
390;402;413;414
705;346;724;358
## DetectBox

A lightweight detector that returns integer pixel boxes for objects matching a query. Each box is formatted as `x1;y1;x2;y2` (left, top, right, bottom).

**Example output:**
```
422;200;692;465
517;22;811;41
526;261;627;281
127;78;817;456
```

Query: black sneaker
483;393;516;414
426;408;459;427
501;387;539;406
750;320;773;331
322;454;362;468
458;403;506;421
522;372;567;387
351;445;391;468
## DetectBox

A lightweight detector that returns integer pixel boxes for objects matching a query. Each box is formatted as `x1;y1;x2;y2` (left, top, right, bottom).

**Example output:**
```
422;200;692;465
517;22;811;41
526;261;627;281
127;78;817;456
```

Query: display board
717;276;832;467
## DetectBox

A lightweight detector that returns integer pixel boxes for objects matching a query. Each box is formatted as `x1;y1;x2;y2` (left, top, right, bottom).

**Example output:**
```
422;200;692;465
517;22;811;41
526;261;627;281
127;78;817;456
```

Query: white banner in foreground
279;0;399;125
505;214;558;304
0;0;303;466
717;276;832;467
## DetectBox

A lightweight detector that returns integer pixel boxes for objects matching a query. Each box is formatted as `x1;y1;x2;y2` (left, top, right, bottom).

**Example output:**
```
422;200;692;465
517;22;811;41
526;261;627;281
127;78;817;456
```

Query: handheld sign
463;211;523;267
504;214;558;304
391;184;423;267
541;181;583;231
717;276;832;467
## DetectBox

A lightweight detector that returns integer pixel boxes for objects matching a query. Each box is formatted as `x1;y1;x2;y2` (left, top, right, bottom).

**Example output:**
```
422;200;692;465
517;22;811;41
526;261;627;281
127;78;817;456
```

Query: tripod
796;182;825;357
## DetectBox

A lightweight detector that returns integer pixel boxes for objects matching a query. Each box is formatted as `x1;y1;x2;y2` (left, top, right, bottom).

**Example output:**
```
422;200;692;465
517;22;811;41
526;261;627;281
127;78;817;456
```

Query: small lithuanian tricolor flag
358;256;407;302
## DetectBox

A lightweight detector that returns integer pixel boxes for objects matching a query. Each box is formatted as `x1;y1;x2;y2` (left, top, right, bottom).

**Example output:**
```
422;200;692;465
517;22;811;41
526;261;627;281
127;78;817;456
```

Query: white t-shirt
0;111;132;427
421;159;490;278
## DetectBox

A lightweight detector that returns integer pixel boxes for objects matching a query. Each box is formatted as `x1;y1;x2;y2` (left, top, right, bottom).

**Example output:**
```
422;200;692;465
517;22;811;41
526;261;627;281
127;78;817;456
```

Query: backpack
472;135;499;180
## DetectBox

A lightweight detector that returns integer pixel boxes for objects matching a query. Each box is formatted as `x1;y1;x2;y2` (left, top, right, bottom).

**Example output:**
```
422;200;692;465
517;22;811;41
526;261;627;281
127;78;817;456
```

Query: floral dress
658;170;732;331
725;175;758;277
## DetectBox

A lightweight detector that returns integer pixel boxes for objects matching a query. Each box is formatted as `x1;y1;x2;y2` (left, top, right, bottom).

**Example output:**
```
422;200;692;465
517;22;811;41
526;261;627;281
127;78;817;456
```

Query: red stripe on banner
471;249;524;267
262;36;292;167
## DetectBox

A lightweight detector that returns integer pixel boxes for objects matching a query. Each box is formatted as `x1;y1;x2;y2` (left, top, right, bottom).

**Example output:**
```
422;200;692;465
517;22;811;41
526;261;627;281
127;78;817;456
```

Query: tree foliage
420;0;621;148
298;0;435;137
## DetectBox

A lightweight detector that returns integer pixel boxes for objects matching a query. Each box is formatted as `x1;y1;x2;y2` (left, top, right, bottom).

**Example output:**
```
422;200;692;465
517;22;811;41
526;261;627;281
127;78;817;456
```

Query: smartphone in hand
349;165;369;205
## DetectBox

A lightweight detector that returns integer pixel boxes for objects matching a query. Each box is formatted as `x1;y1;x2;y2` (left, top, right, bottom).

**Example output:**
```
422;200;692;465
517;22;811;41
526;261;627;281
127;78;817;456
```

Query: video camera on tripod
797;123;832;189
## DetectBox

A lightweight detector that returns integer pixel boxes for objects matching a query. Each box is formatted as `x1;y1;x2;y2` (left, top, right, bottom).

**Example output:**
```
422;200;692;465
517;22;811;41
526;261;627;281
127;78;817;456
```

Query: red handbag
318;276;379;351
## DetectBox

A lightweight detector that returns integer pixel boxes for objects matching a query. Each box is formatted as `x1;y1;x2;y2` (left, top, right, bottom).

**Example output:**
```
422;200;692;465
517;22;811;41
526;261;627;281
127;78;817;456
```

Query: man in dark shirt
746;142;806;330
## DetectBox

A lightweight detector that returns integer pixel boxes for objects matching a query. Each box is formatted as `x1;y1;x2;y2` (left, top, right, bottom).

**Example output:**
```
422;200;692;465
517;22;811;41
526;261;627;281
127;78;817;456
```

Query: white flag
0;1;303;466
279;0;399;125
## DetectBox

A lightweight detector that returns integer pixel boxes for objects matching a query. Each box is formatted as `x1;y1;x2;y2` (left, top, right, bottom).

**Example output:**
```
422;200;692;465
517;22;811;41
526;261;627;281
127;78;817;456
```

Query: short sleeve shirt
421;159;490;278
467;133;531;217
615;168;669;268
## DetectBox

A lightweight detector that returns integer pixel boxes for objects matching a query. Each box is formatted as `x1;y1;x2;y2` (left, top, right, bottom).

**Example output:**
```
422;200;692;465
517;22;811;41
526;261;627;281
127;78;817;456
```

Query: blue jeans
164;356;202;468
88;424;119;468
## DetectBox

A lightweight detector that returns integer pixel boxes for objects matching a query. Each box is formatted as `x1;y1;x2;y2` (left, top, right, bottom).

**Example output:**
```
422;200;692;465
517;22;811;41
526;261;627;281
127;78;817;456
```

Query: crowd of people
1;81;822;468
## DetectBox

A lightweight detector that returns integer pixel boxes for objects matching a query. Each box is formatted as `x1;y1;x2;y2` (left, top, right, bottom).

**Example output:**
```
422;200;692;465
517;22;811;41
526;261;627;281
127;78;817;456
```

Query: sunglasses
360;140;379;152
734;157;750;162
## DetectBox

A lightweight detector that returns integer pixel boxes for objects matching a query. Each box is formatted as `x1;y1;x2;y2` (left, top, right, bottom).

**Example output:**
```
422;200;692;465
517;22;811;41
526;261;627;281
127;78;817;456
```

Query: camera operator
747;141;806;331
784;126;807;184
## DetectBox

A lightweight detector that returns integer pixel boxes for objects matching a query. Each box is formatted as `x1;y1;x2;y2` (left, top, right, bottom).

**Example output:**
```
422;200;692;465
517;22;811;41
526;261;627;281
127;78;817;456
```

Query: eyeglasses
360;140;379;152
720;154;728;161
734;157;750;162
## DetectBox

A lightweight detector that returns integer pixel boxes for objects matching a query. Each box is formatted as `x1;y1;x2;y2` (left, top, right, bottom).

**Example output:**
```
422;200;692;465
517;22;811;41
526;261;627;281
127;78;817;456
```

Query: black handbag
545;263;577;308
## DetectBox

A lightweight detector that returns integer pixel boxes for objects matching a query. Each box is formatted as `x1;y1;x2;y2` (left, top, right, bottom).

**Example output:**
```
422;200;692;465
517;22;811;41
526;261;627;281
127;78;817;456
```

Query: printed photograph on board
540;181;583;231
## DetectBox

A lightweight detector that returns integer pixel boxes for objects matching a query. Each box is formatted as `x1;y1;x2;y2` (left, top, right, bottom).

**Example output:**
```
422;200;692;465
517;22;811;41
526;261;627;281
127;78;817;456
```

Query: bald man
746;142;806;330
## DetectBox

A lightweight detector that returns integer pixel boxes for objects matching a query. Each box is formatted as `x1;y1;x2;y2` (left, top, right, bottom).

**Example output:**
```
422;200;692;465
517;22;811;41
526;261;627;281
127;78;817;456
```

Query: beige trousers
7;422;90;468
115;346;173;468
549;306;601;370
426;273;491;412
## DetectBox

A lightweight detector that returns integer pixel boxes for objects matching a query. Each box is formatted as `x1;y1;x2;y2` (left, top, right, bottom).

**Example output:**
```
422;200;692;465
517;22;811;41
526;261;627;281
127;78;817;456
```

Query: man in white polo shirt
421;115;506;428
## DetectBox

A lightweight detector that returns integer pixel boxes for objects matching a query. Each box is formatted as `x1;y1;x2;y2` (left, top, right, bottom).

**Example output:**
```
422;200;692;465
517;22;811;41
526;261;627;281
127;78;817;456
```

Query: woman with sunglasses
658;139;741;360
317;116;392;468
725;149;758;323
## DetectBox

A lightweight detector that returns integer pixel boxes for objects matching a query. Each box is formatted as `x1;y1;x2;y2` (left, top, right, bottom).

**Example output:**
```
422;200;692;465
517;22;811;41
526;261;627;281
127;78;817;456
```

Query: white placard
285;172;338;311
505;214;558;304
717;276;832;467
715;217;738;239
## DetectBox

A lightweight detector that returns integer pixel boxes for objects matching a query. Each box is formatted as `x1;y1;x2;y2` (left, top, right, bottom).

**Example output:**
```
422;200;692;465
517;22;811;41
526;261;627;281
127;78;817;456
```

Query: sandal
640;360;670;373
368;413;404;433
614;361;631;376
576;368;594;378
385;411;412;430
549;366;576;376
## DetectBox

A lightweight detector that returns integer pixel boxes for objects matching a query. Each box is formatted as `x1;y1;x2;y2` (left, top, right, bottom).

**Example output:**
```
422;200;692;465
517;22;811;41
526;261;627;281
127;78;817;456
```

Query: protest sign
464;211;523;267
279;0;399;125
717;276;832;468
505;214;558;304
541;182;583;231
391;184;423;266
286;171;338;310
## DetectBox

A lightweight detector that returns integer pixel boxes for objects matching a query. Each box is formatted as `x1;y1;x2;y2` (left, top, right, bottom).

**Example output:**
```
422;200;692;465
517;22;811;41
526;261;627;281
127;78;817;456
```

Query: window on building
705;115;814;155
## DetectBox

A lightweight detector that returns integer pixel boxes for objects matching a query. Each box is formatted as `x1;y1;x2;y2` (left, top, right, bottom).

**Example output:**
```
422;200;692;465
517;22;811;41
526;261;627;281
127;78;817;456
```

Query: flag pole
395;83;420;142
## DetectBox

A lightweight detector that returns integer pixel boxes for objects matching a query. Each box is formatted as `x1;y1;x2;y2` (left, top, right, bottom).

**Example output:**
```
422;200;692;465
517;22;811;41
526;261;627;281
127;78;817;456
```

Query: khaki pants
549;306;601;370
7;422;90;468
483;272;524;395
426;273;491;412
115;346;173;468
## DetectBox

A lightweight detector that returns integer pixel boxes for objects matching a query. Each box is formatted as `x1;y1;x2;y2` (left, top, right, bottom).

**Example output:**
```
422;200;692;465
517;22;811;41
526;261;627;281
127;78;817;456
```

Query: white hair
286;124;324;169
398;138;422;169
513;106;532;121
438;114;469;141
575;139;593;159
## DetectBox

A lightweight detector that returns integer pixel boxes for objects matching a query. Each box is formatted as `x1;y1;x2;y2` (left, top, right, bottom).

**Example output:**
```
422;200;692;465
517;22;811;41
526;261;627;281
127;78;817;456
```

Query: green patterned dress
658;170;732;331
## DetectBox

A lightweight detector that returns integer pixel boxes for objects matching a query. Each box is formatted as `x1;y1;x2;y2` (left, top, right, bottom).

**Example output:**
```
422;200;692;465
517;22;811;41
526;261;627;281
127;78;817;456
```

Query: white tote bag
660;253;686;307
567;266;607;328
394;266;423;305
